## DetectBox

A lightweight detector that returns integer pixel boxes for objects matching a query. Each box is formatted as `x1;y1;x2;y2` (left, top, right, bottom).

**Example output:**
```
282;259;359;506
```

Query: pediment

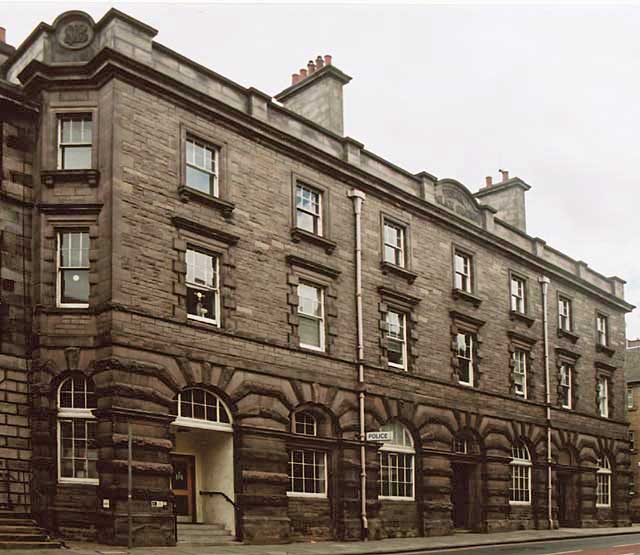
435;179;482;225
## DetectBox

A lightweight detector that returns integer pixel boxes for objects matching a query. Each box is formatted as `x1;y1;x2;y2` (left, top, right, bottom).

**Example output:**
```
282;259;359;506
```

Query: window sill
58;478;99;486
187;314;220;327
388;363;408;372
41;169;100;188
557;328;580;344
509;310;535;327
286;492;327;499
381;261;417;284
509;501;531;506
452;288;482;307
379;496;415;502
596;343;616;357
458;380;474;388
290;227;336;254
178;185;235;218
299;343;326;353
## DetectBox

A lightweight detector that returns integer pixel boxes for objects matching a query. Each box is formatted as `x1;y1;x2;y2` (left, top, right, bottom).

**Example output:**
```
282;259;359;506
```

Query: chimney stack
474;170;531;232
278;54;351;135
0;27;6;44
499;169;510;182
485;176;493;187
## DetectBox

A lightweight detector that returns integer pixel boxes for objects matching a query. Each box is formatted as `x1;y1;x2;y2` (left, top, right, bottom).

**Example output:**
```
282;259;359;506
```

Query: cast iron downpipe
539;275;555;529
348;189;368;539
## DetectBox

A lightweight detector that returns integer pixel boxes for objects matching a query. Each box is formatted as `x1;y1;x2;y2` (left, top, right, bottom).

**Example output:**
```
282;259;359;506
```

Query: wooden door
452;464;470;529
171;455;196;523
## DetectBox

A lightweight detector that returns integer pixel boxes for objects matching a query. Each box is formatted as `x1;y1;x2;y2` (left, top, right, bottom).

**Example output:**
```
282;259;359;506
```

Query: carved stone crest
63;23;90;48
435;180;482;225
54;12;95;50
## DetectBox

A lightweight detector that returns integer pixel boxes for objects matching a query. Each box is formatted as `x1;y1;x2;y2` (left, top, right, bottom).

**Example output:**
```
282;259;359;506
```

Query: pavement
11;525;640;555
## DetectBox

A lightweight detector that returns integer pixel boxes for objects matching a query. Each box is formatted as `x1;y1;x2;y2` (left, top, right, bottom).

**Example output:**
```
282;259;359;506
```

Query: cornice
171;216;239;245
13;48;634;314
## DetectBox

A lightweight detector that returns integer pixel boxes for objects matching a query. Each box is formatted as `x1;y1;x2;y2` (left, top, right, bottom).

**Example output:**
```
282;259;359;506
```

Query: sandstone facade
0;9;634;546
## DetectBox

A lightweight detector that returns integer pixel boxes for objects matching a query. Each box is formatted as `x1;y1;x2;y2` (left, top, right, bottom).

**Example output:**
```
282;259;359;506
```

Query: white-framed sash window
186;249;220;326
297;282;325;351
386;309;407;370
456;333;474;386
509;443;532;504
295;183;322;236
596;456;612;508
57;230;90;308
378;421;415;500
560;363;573;409
454;251;472;292
383;221;405;267
513;349;528;398
510;275;526;313
185;136;219;196
58;114;92;170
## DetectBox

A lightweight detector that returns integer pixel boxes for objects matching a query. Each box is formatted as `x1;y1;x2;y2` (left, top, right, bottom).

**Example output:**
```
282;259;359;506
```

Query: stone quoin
0;8;635;547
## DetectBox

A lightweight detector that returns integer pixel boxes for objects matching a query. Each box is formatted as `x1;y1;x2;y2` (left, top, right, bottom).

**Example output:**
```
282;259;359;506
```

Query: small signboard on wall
366;431;394;442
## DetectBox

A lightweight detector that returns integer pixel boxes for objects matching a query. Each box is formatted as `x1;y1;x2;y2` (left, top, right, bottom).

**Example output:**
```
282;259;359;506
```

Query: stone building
625;339;640;521
0;8;635;547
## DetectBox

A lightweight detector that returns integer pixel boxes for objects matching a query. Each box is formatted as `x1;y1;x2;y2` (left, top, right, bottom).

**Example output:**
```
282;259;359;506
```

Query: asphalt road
398;533;640;555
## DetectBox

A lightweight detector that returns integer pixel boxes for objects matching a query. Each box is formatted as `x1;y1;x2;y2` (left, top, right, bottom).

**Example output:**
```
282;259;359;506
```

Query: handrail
199;490;236;509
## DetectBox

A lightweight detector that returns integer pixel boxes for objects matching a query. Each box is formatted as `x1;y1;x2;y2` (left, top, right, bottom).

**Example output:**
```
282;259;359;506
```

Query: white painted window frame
174;388;233;432
513;349;528;399
379;421;415;501
185;136;219;197
56;230;90;309
386;309;407;371
454;251;472;293
560;364;573;409
186;249;220;327
383;221;405;267
57;114;92;170
598;377;609;418
57;377;98;485
287;449;328;498
510;275;526;313
509;444;532;505
297;282;325;352
596;457;612;508
558;297;572;331
456;333;474;387
597;314;608;346
295;183;323;236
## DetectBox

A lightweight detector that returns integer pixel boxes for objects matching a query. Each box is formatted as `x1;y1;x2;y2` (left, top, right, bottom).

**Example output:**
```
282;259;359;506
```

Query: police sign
366;431;394;442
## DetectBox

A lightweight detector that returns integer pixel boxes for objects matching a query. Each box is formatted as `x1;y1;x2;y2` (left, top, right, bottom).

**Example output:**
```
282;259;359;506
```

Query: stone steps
177;523;237;545
0;512;61;549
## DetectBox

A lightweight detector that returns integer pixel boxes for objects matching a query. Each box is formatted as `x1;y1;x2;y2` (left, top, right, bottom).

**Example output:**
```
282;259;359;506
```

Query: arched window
57;376;98;483
509;442;532;504
288;411;327;497
379;421;415;499
596;456;612;508
174;388;232;430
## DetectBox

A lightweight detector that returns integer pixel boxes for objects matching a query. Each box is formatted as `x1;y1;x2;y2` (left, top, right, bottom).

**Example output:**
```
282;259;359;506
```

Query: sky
4;1;640;338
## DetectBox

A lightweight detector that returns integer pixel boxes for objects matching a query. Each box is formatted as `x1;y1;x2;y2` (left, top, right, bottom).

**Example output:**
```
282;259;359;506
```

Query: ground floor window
509;443;531;504
596;457;611;508
379;451;414;498
287;449;327;496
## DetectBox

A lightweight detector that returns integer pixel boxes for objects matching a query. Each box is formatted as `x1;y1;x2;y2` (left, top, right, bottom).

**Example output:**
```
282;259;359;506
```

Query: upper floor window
596;456;612;508
383;221;405;267
57;376;97;484
386;309;407;370
630;431;636;452
295;183;322;236
379;421;414;500
628;387;634;410
559;363;573;409
558;296;572;331
298;282;324;351
510;442;532;504
456;333;474;386
510;275;526;314
596;314;609;346
57;231;90;308
513;349;528;398
186;248;219;325
454;251;473;293
598;376;609;418
58;114;92;170
185;137;219;196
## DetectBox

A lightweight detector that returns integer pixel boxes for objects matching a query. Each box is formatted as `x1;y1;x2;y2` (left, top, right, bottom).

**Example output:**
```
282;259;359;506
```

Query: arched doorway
171;388;235;537
450;432;483;531
555;447;580;527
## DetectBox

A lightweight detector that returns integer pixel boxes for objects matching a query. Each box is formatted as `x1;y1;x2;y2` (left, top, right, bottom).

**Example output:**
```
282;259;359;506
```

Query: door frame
171;453;197;523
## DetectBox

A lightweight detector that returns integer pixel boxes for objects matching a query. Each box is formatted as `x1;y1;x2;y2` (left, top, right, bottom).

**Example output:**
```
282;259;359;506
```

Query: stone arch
172;382;238;420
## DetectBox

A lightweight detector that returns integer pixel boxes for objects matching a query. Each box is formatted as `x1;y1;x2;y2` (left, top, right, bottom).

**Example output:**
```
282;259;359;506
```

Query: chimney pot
499;169;509;181
324;54;332;66
292;73;300;85
0;27;5;44
316;55;324;69
485;176;493;187
307;60;316;74
300;68;308;79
